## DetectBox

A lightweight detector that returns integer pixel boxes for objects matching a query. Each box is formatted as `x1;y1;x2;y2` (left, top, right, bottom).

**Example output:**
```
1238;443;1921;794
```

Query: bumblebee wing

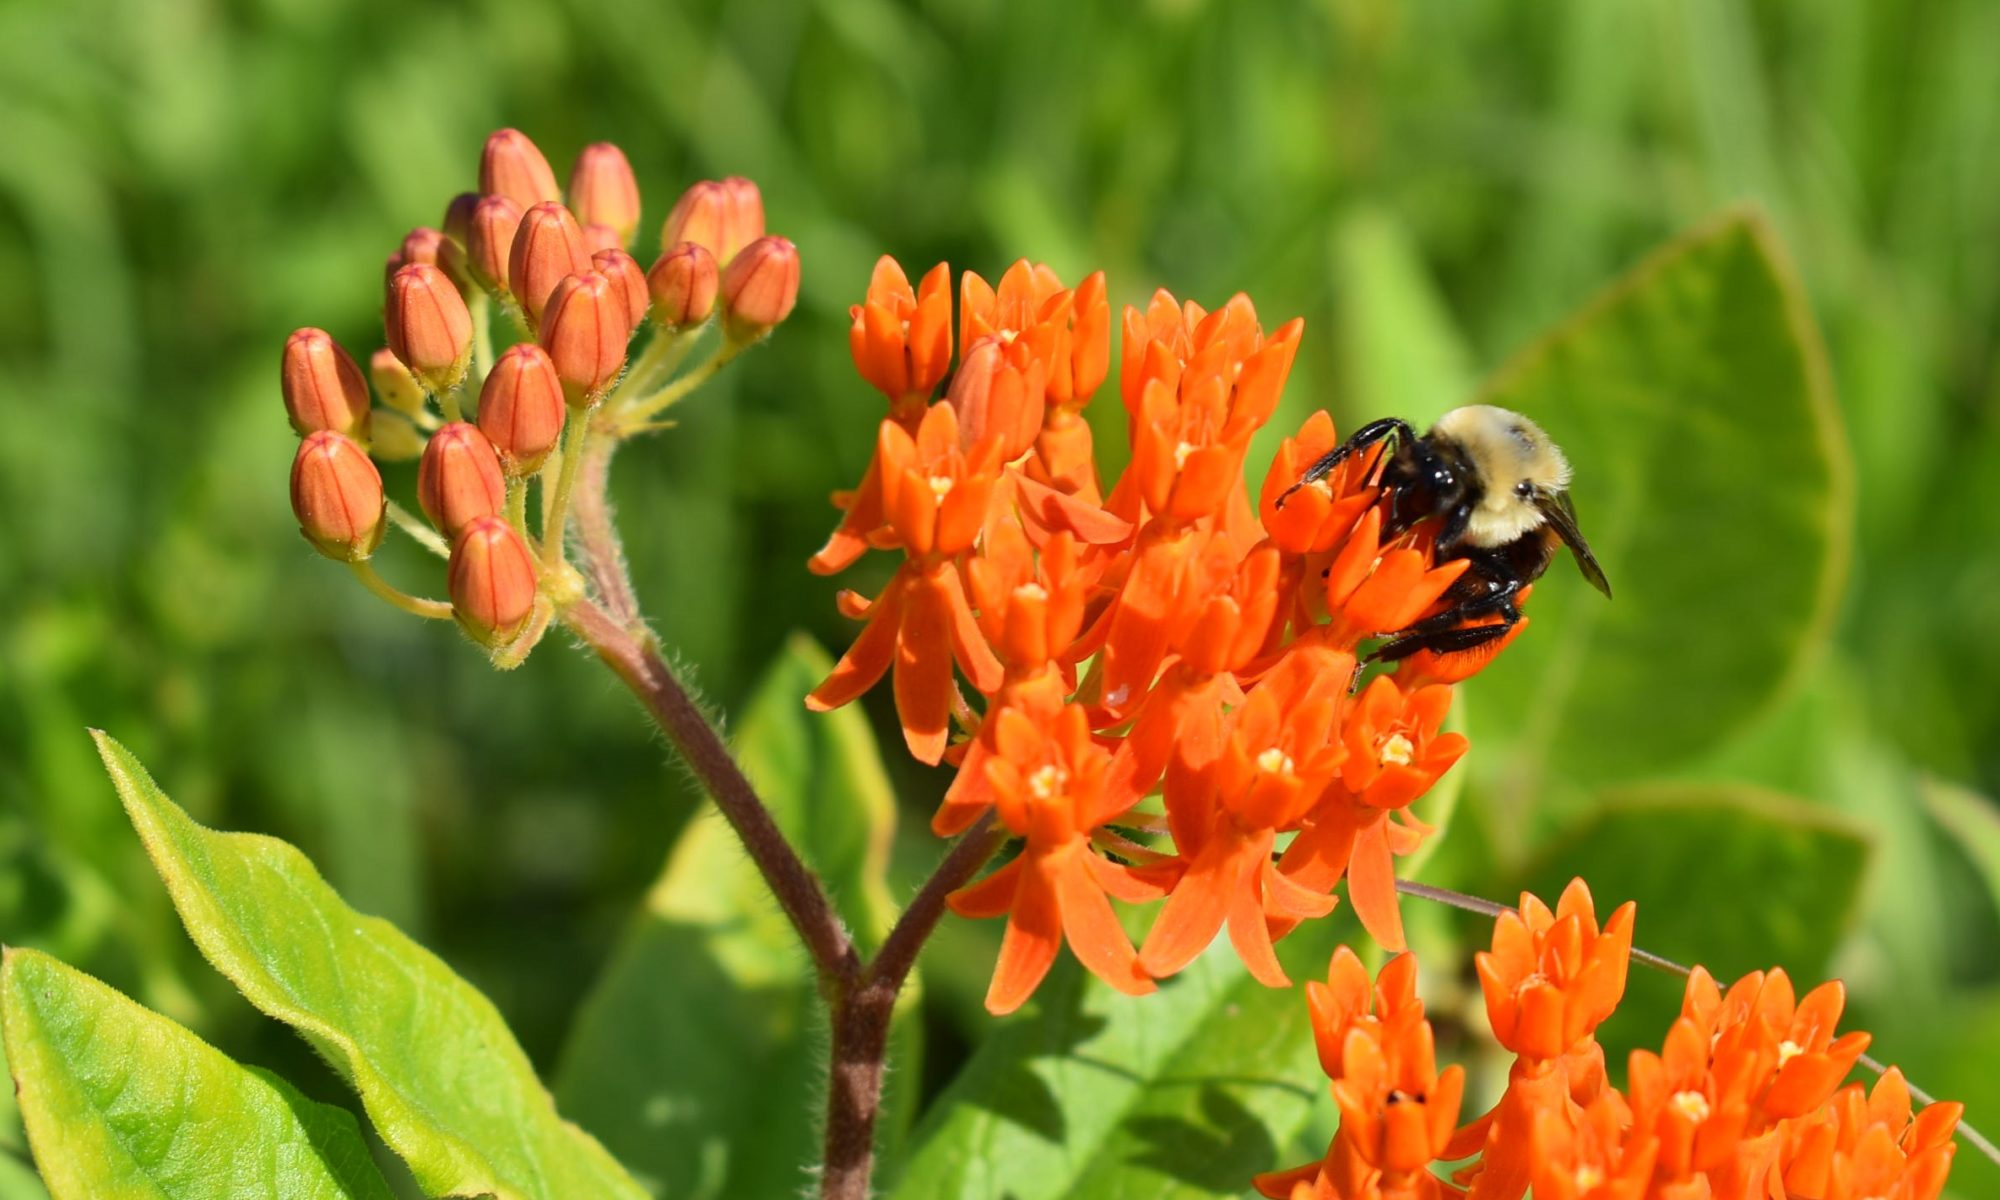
1538;491;1612;598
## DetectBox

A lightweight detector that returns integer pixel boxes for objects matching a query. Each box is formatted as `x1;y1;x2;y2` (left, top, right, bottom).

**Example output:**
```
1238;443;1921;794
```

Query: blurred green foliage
2;0;1997;1195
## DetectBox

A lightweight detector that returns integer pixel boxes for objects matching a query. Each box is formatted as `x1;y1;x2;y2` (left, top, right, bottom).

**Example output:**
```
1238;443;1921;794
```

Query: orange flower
1112;291;1301;528
1139;647;1349;986
1476;880;1635;1065
1339;676;1466;812
1257;949;1465;1200
949;334;1048;462
1261;410;1383;556
1323;507;1470;648
1781;1069;1959;1200
849;256;953;413
947;705;1168;1013
809;404;1006;763
934;525;1091;836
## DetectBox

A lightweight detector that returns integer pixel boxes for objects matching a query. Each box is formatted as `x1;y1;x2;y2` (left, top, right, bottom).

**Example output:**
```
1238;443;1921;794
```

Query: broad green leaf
1;947;393;1200
885;918;1347;1200
91;732;644;1200
554;634;913;1199
1519;781;1871;1057
1466;212;1851;797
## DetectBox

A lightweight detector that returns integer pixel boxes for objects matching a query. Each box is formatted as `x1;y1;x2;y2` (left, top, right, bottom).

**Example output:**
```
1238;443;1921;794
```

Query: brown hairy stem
563;449;1013;1200
564;598;861;985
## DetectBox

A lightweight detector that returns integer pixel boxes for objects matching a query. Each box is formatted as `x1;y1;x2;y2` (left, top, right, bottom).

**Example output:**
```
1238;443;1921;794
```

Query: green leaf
884;920;1346;1200
90;731;644;1200
1518;782;1872;1057
554;634;912;1199
1467;211;1852;794
1;947;394;1200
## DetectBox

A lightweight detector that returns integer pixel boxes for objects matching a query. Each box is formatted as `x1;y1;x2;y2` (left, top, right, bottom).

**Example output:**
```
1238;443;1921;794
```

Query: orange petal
807;571;910;710
949;855;1023;919
1137;829;1236;979
1346;816;1405;951
1054;847;1153;996
938;562;1005;696
894;567;955;764
985;854;1061;1014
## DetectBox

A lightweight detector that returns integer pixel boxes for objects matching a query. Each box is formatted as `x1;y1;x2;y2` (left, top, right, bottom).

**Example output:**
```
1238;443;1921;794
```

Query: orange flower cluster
1256;881;1963;1200
808;258;1519;1013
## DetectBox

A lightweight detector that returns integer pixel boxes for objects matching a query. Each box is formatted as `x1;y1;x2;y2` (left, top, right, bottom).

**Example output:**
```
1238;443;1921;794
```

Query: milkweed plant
1;128;1987;1200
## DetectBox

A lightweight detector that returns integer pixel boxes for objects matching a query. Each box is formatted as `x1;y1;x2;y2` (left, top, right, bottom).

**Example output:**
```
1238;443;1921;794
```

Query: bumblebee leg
1275;417;1413;508
1372;619;1515;663
1394;575;1522;640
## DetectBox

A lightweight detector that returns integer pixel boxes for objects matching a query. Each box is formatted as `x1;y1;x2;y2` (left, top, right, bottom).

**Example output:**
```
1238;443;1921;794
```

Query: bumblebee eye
1514;480;1536;500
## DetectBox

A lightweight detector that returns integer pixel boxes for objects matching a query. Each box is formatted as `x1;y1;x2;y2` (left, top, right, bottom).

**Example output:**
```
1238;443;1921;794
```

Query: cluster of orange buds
1256;880;1964;1200
281;129;800;660
807;257;1517;1013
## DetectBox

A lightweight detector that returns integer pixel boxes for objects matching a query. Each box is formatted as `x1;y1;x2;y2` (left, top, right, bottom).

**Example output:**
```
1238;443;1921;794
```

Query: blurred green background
3;0;1998;1195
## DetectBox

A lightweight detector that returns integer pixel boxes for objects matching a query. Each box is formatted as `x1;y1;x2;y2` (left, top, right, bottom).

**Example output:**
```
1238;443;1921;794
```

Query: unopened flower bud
582;222;622;255
479;128;561;210
369;348;426;418
385;263;474;392
387;226;469;290
442;192;479;247
540;271;630;401
591;248;649;332
369;408;428;461
417;421;507;537
647;242;718;329
291;431;385;561
477;344;567;475
567;142;641;246
467;195;525;292
281;328;370;439
449;516;539;646
721;235;800;342
662;176;764;267
508;202;593;324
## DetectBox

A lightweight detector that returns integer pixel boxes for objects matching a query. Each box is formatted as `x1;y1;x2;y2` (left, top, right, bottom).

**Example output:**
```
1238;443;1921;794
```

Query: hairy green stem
348;560;452;619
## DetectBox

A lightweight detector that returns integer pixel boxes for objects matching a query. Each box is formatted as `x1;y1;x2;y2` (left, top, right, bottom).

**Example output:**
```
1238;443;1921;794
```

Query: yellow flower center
1174;440;1196;469
1028;765;1068;801
1574;1165;1605;1191
1256;747;1294;776
1379;733;1415;766
928;475;955;500
1777;1039;1803;1068
1670;1090;1711;1125
1014;582;1049;602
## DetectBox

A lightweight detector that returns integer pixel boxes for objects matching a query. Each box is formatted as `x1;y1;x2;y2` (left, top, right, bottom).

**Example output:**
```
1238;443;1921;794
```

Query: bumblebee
1280;405;1611;661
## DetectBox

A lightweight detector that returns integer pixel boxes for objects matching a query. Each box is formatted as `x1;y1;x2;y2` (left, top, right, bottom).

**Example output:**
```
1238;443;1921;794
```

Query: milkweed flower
945;705;1169;1014
810;263;1523;1006
1251;887;1965;1200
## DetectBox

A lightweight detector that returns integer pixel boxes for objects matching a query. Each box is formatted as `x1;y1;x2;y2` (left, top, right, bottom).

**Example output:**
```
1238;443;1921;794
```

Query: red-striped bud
721;235;800;342
539;271;629;401
442;192;479;247
467;195;525;292
479;128;561;210
449;516;539;646
508;202;592;324
417;421;507;537
281;328;370;439
291;431;385;561
582;223;621;255
662;176;764;267
369;348;426;418
384;263;473;392
477;344;567;476
647;242;718;329
567;142;641;246
591;248;649;332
